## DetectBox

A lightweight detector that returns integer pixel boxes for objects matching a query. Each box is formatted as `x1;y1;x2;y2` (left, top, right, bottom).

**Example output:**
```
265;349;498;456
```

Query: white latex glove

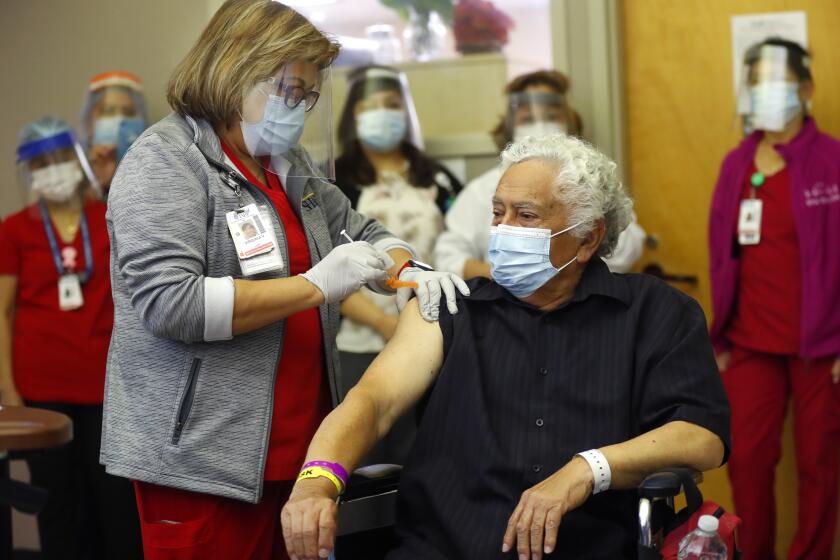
301;241;390;304
395;268;471;322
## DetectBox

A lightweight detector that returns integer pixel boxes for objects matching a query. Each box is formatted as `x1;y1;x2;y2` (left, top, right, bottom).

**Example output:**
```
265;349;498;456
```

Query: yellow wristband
297;466;344;495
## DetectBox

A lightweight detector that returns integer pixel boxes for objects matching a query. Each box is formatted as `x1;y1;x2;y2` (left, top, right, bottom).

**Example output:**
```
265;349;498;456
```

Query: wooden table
0;405;73;558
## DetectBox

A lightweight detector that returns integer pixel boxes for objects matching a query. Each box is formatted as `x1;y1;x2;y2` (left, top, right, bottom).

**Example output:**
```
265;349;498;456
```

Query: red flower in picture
453;0;515;53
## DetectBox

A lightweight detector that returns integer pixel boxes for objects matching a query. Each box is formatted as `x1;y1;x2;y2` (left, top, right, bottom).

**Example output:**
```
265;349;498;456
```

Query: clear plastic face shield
82;73;148;160
508;91;571;142
737;45;804;134
348;66;423;152
240;60;335;181
16;131;99;206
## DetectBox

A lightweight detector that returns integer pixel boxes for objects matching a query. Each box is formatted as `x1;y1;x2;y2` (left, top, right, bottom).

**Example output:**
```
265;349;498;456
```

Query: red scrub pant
134;480;294;560
722;347;840;559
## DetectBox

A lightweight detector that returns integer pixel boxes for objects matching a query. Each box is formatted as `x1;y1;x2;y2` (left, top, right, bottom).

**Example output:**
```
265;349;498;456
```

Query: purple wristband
302;461;348;485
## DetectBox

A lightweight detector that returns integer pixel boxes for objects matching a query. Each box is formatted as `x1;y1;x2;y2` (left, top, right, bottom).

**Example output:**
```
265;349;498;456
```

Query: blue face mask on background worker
92;116;146;161
355;108;407;152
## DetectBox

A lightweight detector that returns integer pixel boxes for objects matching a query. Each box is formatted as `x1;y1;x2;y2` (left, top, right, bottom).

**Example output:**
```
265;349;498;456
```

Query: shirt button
535;418;544;427
532;464;542;473
539;367;548;376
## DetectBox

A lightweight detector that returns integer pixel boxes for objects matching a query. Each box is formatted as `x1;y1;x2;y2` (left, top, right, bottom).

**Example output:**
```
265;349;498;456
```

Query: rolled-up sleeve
372;236;415;257
637;296;732;464
109;133;209;343
204;276;235;341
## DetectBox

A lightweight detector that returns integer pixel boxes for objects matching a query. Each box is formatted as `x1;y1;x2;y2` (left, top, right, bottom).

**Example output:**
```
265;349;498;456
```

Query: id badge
226;203;275;259
226;204;284;276
58;274;84;311
737;199;763;245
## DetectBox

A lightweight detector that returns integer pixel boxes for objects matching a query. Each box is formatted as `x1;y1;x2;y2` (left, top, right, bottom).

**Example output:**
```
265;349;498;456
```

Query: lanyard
38;200;93;283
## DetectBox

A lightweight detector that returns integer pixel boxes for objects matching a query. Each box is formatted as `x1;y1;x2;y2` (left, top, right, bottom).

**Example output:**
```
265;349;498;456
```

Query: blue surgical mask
241;95;306;158
93;116;145;160
488;222;581;297
356;109;407;152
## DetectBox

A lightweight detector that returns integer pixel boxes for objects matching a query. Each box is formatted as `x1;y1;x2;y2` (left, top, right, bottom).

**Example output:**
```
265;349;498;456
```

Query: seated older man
281;134;730;560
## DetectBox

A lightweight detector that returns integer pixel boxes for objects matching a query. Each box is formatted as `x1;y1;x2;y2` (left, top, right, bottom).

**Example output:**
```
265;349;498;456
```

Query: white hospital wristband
576;449;611;495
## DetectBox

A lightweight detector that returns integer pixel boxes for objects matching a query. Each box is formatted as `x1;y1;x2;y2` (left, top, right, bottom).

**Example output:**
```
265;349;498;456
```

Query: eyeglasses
268;78;320;112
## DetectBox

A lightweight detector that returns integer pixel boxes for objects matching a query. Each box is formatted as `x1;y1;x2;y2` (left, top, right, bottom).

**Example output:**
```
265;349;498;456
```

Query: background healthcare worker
0;116;142;560
100;1;467;558
333;65;462;464
709;37;840;560
434;69;646;279
80;71;148;195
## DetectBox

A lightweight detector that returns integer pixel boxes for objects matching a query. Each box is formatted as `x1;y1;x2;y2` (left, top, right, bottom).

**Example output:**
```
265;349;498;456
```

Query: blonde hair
167;0;339;126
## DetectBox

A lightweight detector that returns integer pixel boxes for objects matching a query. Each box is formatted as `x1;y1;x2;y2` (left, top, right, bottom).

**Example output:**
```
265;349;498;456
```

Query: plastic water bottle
677;514;728;559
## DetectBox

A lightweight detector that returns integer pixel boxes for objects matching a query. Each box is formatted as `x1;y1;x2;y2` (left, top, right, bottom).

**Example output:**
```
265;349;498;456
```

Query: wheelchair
334;465;723;559
331;364;733;558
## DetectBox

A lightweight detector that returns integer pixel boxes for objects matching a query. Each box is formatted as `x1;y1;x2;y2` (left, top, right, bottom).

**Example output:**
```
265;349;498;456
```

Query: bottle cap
698;514;719;532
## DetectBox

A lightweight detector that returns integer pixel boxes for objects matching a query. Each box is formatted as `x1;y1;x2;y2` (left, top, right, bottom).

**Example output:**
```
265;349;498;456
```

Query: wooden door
621;1;840;557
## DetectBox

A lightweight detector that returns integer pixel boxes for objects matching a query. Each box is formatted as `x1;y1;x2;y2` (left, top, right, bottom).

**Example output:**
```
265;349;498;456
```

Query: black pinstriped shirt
387;258;731;560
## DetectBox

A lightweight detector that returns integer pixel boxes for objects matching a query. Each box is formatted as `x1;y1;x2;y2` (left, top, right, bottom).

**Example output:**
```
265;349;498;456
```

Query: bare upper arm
350;298;444;432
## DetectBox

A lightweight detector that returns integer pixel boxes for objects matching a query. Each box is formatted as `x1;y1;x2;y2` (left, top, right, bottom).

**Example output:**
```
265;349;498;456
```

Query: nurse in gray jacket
100;1;468;558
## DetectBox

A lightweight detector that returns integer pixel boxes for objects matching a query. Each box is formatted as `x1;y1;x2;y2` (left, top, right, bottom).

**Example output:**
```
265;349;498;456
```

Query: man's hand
281;477;339;560
832;357;840;384
715;351;731;373
502;457;594;559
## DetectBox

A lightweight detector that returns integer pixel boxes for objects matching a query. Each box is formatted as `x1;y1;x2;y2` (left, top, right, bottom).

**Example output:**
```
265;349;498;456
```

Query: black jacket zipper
172;357;202;445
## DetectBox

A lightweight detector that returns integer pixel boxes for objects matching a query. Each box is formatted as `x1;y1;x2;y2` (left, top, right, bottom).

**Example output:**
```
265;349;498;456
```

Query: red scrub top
726;165;802;354
221;142;331;481
0;201;113;403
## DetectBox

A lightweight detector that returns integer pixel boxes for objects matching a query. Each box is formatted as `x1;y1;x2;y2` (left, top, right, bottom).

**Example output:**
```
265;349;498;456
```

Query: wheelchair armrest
338;465;402;537
638;469;702;500
638;468;703;549
340;464;402;502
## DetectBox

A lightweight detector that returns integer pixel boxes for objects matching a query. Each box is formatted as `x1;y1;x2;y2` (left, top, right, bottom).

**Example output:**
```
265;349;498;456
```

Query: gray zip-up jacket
101;113;411;503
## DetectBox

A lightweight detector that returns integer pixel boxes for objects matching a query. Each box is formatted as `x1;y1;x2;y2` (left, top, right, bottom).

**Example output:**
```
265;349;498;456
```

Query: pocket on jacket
171;357;202;445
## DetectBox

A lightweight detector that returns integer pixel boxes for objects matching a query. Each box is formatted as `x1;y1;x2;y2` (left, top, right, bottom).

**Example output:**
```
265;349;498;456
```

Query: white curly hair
499;133;633;257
